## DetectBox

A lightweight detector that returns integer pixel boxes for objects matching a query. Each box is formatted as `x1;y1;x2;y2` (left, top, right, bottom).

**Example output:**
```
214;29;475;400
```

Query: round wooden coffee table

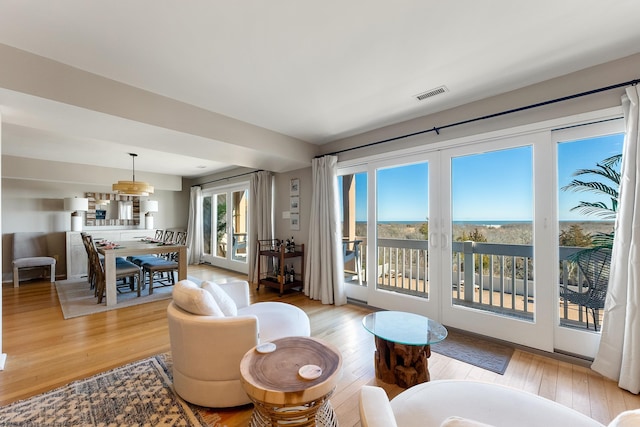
240;336;342;427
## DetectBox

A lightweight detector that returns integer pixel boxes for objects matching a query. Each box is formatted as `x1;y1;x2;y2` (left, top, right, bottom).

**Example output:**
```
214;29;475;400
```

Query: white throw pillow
440;417;496;427
608;409;640;427
172;280;224;316
201;281;238;316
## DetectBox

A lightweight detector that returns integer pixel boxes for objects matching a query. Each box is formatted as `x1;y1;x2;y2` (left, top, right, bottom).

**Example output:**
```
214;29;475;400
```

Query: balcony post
342;175;356;242
463;240;475;302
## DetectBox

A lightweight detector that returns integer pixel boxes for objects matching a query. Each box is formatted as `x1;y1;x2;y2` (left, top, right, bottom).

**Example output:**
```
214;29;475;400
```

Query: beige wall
274;167;312;246
273;167;312;278
321;53;640;161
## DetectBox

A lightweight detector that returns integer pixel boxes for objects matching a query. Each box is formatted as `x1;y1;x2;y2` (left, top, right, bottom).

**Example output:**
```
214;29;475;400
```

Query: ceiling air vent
415;85;449;101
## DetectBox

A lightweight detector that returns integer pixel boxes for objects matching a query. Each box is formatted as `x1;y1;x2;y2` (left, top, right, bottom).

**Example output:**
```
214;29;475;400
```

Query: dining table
97;240;187;306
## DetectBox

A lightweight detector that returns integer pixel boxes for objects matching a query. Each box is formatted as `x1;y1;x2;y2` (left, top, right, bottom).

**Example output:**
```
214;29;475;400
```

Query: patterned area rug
0;354;231;426
54;276;200;319
431;329;514;374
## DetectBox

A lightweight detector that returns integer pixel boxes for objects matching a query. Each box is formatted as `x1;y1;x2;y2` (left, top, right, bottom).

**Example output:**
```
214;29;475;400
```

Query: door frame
551;118;625;357
337;106;623;356
201;181;250;274
438;131;554;352
365;153;442;320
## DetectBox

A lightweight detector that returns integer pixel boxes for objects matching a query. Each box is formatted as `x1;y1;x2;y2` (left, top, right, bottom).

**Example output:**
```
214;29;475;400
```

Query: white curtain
186;186;203;265
304;156;346;305
248;171;274;283
591;85;640;394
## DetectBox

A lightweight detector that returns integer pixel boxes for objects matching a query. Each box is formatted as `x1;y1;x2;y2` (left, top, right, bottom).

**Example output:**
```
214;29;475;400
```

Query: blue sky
557;133;623;221
343;132;624;222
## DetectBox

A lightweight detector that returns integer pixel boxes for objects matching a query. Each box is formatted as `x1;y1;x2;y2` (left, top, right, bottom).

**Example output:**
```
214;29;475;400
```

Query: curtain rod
191;169;262;187
319;78;640;158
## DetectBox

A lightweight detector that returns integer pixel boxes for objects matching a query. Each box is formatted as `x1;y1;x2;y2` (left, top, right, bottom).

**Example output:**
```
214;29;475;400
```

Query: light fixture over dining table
112;152;154;196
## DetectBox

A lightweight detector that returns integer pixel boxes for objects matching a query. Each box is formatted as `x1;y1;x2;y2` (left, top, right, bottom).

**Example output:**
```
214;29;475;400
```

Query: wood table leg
104;251;116;306
373;337;431;388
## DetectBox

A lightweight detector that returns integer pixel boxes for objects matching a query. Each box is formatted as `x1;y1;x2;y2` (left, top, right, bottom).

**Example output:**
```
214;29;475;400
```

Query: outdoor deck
345;238;604;331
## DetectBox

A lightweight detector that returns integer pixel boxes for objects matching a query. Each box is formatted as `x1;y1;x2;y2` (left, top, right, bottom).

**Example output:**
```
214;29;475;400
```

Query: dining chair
140;230;186;294
81;233;97;290
12;232;57;287
169;231;187;261
141;256;178;294
175;231;187;245
83;233;142;303
163;230;175;243
129;229;171;265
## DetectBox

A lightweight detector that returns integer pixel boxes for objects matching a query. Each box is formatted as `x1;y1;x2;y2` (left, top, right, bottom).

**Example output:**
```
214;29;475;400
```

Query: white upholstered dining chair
12;232;56;287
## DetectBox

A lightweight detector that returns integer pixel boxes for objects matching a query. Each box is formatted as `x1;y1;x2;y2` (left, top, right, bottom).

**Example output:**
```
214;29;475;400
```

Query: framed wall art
290;178;300;196
290;213;300;231
290;196;300;213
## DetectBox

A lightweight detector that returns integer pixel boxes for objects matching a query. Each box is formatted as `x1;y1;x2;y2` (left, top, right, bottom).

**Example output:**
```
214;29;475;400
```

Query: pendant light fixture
112;153;154;196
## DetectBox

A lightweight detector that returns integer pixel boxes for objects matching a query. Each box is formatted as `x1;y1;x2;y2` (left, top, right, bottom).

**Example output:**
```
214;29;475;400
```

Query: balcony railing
361;238;600;329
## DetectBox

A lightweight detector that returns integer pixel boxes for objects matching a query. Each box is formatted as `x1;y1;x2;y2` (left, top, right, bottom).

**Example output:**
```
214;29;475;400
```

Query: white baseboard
0;353;6;370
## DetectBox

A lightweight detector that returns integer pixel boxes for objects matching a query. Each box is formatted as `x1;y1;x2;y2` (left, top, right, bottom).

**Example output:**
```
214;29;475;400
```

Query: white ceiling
1;1;640;177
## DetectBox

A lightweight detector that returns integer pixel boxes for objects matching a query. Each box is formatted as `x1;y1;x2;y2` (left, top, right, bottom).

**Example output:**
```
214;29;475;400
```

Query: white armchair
359;380;640;427
167;279;310;408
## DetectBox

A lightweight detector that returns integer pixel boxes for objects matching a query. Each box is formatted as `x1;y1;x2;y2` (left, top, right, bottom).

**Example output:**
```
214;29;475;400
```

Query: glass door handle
441;233;449;250
429;232;438;248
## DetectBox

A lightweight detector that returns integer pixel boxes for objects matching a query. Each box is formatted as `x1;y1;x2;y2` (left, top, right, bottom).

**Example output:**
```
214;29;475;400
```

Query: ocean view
371;220;614;226
350;220;615;245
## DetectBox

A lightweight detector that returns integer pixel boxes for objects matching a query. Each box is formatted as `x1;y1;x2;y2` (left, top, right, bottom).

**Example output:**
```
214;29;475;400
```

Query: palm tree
561;154;620;330
562;154;621;249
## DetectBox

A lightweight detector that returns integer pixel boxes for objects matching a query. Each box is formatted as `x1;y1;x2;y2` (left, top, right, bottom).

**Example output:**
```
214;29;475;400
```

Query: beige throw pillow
172;280;224;316
201;281;238;316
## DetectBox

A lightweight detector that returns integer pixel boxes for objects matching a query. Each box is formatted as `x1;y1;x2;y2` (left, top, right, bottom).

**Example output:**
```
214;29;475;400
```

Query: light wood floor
2;264;639;426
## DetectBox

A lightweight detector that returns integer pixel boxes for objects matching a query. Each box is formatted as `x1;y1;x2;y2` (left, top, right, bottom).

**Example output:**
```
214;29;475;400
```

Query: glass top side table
362;311;448;387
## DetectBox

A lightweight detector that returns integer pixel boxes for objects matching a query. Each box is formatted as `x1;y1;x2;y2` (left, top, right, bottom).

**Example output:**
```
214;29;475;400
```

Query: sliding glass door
368;158;442;318
553;120;624;356
439;134;552;350
201;183;249;273
338;167;369;302
339;124;617;355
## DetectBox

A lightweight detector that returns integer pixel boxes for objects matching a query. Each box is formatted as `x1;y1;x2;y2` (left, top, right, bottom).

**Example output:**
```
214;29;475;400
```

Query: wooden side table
240;336;342;427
